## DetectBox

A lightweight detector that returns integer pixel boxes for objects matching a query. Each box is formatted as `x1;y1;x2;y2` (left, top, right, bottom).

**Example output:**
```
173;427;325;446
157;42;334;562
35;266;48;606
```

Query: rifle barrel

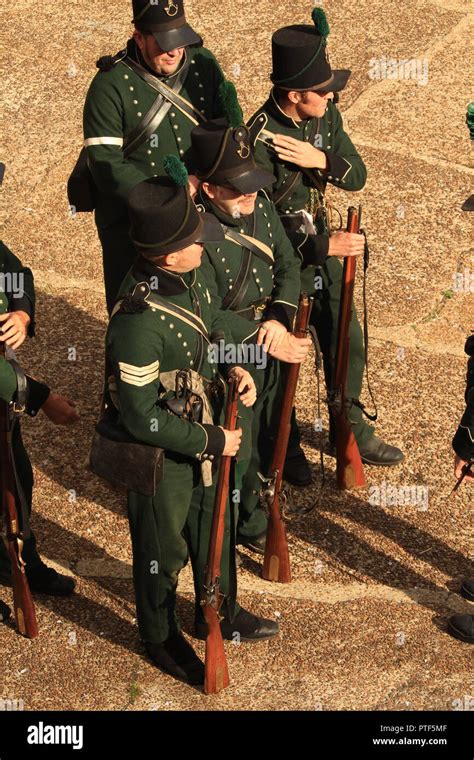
333;207;367;490
262;293;313;583
202;379;239;694
0;343;39;638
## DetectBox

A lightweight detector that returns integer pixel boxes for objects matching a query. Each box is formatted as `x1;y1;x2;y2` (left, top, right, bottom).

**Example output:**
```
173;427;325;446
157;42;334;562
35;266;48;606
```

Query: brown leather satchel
89;419;164;498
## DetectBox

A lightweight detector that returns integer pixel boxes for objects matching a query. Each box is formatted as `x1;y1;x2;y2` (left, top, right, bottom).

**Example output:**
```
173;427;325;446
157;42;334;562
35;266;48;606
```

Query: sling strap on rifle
2;357;31;539
284;325;326;520
351;230;378;423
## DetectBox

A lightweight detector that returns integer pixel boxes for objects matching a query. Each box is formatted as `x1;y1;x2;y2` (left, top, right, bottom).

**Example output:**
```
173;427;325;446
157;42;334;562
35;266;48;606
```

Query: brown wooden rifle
261;293;313;583
201;378;239;694
0;342;39;638
332;206;367;490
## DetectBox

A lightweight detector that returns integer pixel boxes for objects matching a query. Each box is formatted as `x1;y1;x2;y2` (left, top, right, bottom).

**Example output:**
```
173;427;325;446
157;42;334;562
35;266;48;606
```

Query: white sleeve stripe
118;360;159;376
120;370;160;387
84;137;124;148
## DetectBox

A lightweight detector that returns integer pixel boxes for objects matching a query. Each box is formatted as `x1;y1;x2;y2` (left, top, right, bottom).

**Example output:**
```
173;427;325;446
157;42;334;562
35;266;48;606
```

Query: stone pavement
0;0;472;711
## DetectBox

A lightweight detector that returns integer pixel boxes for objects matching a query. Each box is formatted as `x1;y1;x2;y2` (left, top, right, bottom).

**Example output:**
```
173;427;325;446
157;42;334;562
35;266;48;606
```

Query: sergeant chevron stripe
119;360;160;387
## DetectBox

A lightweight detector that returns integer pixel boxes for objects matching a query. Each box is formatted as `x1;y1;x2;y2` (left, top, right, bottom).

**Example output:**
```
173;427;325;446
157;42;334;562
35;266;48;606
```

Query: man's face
203;184;258;218
133;31;185;75
293;89;334;119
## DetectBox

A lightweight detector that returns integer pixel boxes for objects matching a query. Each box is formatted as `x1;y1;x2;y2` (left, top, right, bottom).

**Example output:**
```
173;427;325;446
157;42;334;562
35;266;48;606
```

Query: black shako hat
132;0;201;52
271;8;350;93
128;174;224;259
192;118;275;194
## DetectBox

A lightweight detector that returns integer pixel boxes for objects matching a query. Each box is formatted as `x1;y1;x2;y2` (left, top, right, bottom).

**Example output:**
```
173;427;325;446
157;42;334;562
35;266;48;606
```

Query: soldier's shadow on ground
19;290;127;516
19;291;472;647
30;512;198;651
282;483;472;626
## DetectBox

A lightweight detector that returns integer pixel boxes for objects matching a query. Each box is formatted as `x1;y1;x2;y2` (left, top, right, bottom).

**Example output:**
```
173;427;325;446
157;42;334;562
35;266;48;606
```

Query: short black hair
273;86;292;102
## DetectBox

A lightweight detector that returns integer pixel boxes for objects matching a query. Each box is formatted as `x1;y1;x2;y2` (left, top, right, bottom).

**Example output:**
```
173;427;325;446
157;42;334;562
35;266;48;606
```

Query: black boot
195;606;279;642
283;446;312;486
237;531;266;555
447;614;474;644
358;435;405;467
0;600;11;623
460;579;474;602
26;564;76;596
145;633;204;685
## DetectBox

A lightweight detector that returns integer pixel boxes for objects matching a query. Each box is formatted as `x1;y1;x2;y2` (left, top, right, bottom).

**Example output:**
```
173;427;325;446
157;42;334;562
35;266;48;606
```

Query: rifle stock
262;293;313;583
333;207;367;490
0;343;39;638
201;379;239;694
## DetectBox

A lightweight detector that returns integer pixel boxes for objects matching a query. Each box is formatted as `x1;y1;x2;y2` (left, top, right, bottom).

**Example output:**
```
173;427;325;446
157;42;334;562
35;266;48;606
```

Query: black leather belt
235;297;270;321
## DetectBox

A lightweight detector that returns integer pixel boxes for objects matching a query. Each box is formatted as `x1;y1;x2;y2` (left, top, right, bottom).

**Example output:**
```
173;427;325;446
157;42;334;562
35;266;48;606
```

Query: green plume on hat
163;154;189;187
218;80;243;128
312;7;330;38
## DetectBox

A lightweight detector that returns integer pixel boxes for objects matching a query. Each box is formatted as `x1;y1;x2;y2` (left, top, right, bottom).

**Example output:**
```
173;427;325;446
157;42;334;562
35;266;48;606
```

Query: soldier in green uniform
248;9;404;484
190;107;311;552
83;0;240;313
0;240;79;595
106;170;279;685
0;349;14;623
448;332;474;645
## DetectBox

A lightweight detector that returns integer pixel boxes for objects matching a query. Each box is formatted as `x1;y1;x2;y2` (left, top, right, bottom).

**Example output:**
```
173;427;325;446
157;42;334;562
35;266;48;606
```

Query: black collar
132;256;196;296
265;88;313;131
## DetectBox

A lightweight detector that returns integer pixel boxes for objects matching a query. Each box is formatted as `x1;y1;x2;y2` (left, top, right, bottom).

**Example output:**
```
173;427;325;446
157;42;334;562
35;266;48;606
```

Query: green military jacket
0;240;35;335
248;90;367;291
0;242;49;411
0;357;16;404
452;333;474;462
196;189;301;330
107;257;257;463
196;190;301;333
84;40;231;228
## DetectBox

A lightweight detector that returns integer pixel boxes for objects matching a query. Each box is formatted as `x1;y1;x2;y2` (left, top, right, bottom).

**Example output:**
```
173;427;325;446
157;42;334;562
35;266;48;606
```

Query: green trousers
236;256;375;538
290;255;375;451
236;356;282;540
127;451;241;645
0;423;43;574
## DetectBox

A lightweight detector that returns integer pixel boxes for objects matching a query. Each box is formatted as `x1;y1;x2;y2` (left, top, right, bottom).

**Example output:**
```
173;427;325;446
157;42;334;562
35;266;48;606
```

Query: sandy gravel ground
0;0;472;712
